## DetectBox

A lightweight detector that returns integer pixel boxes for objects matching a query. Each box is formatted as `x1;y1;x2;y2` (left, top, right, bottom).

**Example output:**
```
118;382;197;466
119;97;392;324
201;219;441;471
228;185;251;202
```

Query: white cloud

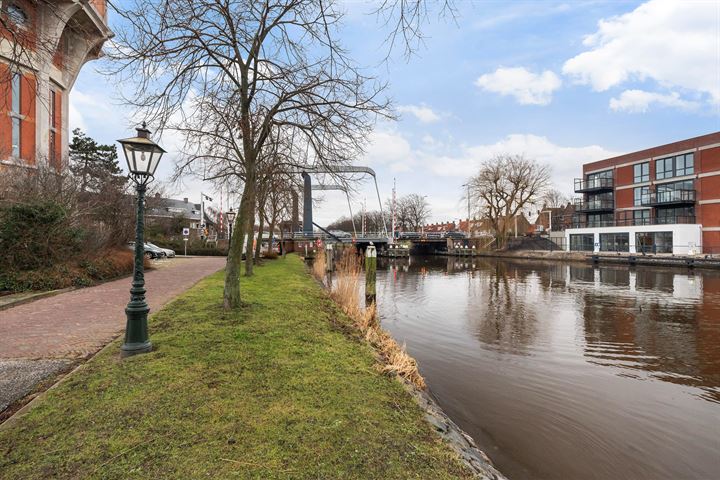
562;0;720;104
475;67;562;105
609;89;700;113
421;134;621;198
363;129;414;172
397;104;442;123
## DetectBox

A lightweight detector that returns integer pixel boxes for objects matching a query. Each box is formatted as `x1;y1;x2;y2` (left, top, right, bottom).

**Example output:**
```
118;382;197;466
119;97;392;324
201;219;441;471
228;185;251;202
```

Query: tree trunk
223;184;252;309
267;214;276;256
280;226;286;258
243;193;256;276
254;209;265;264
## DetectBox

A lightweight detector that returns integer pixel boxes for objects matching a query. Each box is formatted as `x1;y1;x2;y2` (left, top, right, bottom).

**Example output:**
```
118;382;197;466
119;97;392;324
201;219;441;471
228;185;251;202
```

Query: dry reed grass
327;249;426;390
311;249;327;280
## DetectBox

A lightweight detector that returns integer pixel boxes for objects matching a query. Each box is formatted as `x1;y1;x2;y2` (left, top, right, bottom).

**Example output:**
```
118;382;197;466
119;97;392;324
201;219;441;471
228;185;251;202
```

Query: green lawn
0;255;472;479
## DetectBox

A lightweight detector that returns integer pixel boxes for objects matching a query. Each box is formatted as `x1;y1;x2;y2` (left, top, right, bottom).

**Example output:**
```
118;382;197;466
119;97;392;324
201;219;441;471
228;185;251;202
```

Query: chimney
183;198;188;203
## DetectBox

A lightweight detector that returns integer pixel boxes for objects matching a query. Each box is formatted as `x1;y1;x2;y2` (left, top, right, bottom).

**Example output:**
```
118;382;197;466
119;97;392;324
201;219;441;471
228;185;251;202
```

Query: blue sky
71;0;720;225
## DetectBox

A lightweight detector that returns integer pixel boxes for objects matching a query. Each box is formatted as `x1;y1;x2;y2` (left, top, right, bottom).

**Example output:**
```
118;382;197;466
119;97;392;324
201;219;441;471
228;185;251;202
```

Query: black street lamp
226;208;236;243
118;123;166;357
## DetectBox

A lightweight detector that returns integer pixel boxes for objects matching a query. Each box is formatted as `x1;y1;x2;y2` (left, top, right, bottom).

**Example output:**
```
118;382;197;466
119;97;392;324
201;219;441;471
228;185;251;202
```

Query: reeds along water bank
313;249;426;389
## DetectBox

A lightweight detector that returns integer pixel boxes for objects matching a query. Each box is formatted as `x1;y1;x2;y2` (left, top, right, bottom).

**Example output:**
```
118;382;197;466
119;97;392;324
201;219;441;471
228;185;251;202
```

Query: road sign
182;227;190;236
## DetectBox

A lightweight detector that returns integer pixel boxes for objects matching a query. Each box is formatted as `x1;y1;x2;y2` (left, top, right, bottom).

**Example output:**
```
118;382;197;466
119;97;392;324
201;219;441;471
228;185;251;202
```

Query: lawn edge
309;260;507;479
0;264;225;430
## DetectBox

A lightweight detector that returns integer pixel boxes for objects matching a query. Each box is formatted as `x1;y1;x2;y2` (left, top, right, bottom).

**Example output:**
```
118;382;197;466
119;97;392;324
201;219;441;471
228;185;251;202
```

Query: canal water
374;256;720;480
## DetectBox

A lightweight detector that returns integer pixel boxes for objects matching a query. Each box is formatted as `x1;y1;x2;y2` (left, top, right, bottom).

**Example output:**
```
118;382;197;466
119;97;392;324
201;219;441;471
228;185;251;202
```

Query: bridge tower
302;172;313;234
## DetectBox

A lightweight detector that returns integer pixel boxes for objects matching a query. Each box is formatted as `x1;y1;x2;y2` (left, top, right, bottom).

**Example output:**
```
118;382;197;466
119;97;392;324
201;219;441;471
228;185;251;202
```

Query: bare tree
541;188;569;209
395;193;430;231
108;0;390;309
374;0;458;58
467;154;551;248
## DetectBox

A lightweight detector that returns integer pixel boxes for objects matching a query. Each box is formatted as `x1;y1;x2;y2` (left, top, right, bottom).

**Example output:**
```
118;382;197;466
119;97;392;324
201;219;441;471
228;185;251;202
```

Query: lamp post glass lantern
118;123;166;356
226;208;236;243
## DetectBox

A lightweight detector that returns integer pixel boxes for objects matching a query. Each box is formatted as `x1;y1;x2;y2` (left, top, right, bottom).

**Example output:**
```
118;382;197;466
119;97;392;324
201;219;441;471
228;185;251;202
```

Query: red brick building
1;1;111;171
567;132;720;254
423;221;456;233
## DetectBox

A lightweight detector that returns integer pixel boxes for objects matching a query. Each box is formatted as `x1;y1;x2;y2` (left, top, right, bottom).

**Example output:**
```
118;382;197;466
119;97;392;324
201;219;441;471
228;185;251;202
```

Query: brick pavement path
0;257;226;360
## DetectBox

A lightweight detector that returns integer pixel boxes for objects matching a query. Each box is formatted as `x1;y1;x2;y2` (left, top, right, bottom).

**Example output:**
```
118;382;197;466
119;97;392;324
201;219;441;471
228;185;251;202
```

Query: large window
636;232;673;254
570;234;595;252
587;213;614;227
49;87;58;167
633;209;650;225
676;153;694;176
634;186;650;206
600;232;629;252
656;180;694;203
633;162;649;183
587;170;613;181
656;206;695;224
656;157;673;180
10;73;21;158
656;153;694;180
7;4;28;26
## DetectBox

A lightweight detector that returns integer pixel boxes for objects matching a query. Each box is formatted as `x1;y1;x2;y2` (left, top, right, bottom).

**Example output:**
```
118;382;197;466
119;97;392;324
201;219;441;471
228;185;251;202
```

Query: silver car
147;242;176;258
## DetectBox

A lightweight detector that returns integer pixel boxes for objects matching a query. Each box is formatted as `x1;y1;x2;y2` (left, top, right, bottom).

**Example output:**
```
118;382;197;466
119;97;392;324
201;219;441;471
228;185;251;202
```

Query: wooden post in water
365;244;377;304
325;243;334;272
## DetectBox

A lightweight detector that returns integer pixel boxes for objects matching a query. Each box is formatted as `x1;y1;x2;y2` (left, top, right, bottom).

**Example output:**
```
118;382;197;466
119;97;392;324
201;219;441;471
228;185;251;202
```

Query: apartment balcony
574;177;614;193
573;198;614;213
640;189;696;206
570;216;697;229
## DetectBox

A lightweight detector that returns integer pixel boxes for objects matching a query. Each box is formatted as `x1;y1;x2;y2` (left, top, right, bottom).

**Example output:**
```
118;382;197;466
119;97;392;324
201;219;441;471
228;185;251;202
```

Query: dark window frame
10;72;22;158
599;232;630;252
633;162;649;183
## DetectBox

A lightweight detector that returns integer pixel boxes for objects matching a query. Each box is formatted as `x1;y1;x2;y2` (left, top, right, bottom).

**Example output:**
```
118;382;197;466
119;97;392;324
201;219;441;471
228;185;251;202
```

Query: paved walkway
0;257;226;359
0;257;225;413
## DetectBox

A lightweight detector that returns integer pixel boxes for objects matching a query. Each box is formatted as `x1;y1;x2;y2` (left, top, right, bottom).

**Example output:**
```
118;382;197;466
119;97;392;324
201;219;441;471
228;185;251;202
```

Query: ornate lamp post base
121;305;152;356
121;182;153;358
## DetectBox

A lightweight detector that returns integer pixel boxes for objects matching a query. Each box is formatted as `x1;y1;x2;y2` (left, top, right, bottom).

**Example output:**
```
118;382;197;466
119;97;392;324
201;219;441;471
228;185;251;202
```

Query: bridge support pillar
302;172;313;235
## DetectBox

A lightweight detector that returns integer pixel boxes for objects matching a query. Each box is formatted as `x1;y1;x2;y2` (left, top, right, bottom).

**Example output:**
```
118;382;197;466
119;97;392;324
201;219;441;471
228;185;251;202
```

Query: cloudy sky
71;0;720;226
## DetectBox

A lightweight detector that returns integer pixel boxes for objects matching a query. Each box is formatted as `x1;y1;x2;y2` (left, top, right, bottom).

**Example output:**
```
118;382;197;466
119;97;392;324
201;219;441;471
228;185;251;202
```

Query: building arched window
6;4;28;26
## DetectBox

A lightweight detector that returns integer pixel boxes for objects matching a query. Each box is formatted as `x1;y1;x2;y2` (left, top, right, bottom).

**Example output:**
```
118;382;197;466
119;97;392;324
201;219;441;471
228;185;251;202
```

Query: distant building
1;1;112;171
146;196;205;230
566;132;720;254
423;221;456;233
536;203;576;232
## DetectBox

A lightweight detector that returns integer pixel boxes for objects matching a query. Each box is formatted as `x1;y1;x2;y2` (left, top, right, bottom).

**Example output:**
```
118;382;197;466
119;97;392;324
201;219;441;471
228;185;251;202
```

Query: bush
0;248;145;293
0;202;85;270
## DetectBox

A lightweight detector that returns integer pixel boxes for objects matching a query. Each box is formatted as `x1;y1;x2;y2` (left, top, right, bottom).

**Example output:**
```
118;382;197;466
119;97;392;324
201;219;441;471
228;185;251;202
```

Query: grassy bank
0;255;472;479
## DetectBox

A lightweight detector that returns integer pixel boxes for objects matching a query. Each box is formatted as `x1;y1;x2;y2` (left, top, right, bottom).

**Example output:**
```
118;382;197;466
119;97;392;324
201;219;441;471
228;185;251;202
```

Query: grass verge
0;255;472;479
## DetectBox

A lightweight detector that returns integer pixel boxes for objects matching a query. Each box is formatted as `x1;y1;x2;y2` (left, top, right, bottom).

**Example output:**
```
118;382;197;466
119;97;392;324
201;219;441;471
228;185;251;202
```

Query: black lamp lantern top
226;207;237;224
118;122;166;185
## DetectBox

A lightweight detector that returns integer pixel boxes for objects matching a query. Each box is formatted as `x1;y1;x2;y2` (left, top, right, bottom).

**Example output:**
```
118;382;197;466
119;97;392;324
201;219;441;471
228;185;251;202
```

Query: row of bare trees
108;0;395;309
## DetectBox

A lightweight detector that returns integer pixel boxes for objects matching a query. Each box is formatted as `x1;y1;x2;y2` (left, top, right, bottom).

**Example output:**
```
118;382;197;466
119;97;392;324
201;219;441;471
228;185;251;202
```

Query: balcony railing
570;216;697;229
574;177;614;193
573;198;614;212
640;189;696;206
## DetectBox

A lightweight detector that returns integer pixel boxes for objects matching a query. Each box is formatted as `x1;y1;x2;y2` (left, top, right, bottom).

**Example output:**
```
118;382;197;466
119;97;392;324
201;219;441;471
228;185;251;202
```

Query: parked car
127;242;166;259
147;242;175;258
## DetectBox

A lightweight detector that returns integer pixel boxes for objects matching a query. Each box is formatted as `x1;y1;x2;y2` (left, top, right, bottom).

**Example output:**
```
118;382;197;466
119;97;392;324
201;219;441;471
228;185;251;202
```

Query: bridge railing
292;232;389;242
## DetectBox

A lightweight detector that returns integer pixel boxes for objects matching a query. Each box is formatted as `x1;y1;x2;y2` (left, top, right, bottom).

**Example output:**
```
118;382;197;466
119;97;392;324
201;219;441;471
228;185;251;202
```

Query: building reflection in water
372;256;720;480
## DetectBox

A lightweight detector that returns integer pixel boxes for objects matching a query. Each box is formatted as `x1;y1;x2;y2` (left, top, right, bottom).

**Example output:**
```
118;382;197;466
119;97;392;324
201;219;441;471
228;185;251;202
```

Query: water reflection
374;256;720;480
